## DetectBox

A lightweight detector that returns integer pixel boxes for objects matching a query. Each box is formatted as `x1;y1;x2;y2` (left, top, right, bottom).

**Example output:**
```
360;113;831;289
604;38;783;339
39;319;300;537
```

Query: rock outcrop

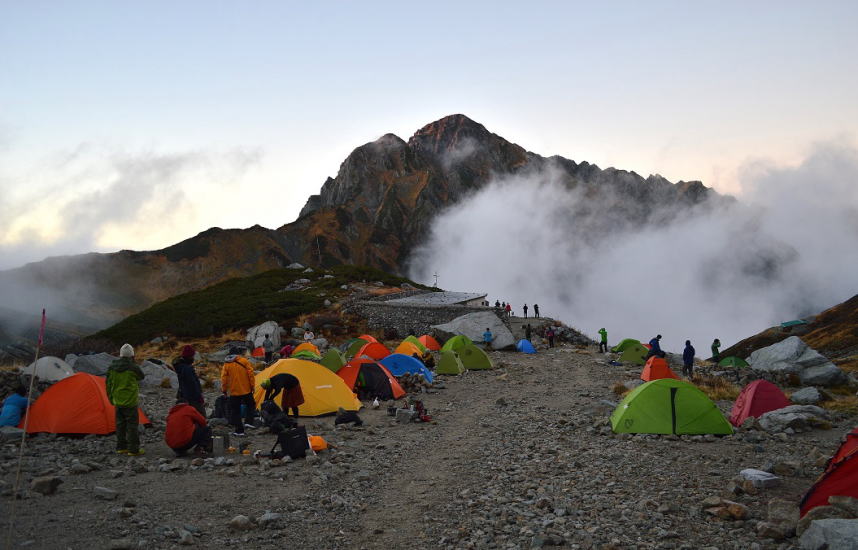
748;337;847;387
247;321;282;350
432;311;515;350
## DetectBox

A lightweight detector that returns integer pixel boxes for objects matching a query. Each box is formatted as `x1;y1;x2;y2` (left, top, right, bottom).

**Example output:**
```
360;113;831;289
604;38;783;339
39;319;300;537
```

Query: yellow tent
253;359;361;416
394;341;423;357
292;342;321;356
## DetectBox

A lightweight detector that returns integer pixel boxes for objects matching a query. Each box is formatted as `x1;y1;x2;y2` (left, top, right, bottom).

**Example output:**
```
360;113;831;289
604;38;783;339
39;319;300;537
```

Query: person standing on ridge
533;304;540;318
523;304;528;318
598;328;608;353
495;300;500;308
711;339;721;366
483;327;494;350
505;303;512;318
262;334;275;363
646;335;664;359
546;327;556;348
682;340;696;378
174;345;205;417
221;347;257;436
106;344;145;455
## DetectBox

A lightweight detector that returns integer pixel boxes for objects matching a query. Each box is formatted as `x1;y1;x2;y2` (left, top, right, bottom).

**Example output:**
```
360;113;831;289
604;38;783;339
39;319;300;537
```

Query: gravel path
1;346;851;549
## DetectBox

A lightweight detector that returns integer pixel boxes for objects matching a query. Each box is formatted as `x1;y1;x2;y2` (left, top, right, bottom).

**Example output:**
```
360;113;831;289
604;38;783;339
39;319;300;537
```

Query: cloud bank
409;143;858;352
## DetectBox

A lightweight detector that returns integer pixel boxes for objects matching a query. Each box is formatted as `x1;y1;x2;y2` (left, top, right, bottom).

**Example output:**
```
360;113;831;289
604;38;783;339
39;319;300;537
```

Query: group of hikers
482;323;556;349
493;300;540;319
596;328;723;378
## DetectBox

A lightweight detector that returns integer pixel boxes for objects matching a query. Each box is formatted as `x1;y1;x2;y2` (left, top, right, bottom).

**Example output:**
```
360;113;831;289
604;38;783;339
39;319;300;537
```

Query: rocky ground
1;345;855;550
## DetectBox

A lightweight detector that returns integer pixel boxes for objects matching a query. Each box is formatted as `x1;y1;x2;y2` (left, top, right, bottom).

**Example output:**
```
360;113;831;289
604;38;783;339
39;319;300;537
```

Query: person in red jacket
165;399;213;456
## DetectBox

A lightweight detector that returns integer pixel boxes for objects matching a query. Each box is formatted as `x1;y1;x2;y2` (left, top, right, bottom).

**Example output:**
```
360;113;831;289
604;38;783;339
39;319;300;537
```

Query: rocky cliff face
0;114;716;341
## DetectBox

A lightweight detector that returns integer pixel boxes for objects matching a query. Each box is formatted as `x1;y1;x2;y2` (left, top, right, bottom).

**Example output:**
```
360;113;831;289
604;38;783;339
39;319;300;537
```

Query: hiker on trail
546;327;556;348
495;300;500;308
682;340;696;378
165;399;212;456
646;335;664;359
106;344;145;456
598;328;608;353
261;373;304;417
483;328;494;350
0;385;30;427
262;334;275;363
304;330;315;342
221;347;257;436
523;304;528;318
711;339;721;366
525;323;532;341
174;345;205;417
505;303;512;318
533;304;540;318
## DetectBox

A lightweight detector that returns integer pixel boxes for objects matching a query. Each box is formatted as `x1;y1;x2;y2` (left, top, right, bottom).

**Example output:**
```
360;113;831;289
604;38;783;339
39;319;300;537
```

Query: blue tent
379;354;434;383
516;339;536;354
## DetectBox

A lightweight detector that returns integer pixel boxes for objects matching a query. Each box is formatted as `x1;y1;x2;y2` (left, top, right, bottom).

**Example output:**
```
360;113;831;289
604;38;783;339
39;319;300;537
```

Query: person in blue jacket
0;386;30;427
483;328;494;350
646;335;664;359
682;340;695;378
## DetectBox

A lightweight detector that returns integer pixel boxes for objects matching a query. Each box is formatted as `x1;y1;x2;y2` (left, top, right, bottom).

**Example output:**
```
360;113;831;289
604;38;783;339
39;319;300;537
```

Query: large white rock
72;353;118;376
748;336;847;386
432;311;515;350
247;321;281;349
799;519;858;550
790;387;822;405
21;356;74;382
757;405;830;433
139;360;179;388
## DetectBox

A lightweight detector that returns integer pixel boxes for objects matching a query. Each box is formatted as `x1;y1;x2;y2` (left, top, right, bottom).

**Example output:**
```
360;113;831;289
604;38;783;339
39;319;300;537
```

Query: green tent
436;351;465;375
611;338;642;353
345;338;369;359
458;344;493;370
320;349;347;372
402;335;428;353
718;356;749;368
441;335;473;353
292;350;321;361
610;378;733;435
619;343;648;365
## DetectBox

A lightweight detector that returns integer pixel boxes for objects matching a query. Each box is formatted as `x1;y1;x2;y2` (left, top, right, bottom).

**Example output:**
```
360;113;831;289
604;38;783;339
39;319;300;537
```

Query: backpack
210;395;232;419
272;426;309;459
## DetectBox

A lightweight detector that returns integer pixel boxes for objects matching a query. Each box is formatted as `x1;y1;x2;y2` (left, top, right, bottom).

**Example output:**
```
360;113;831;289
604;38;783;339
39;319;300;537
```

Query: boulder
739;469;781;488
311;338;329;351
30;476;63;496
73;353;118;376
798;505;854;536
291;327;306;339
748;336;846;386
432;311;515;350
139;361;178;388
0;426;24;443
757;405;830;433
206;349;231;363
791;387;822;405
247;321;281;350
799;519;858;549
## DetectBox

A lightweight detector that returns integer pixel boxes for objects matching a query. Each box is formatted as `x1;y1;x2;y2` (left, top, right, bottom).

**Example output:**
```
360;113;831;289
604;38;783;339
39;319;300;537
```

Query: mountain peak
409;114;493;155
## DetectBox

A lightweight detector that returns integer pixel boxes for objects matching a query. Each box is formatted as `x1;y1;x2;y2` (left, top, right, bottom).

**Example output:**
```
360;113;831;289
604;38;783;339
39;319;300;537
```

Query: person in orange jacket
165;399;212;456
221;347;257;436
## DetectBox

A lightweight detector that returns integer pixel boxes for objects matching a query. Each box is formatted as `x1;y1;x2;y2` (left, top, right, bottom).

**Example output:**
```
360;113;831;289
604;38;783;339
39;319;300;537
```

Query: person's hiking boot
127;449;145;456
116;449;129;455
231;432;246;437
243;423;255;430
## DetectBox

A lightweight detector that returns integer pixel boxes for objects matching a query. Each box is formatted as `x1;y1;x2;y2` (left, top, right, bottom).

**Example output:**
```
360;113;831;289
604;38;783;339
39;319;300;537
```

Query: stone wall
344;300;497;338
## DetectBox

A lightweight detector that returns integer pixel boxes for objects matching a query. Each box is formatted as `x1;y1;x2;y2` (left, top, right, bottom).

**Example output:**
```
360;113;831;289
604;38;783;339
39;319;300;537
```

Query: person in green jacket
711;338;721;366
106;344;145;456
598;328;608;353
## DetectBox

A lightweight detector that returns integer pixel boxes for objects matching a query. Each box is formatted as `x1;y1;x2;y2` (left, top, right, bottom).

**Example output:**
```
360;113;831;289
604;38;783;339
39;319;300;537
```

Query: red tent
357;334;378;343
354;342;390;361
800;426;858;517
640;357;679;382
22;373;150;435
418;335;441;351
338;358;405;401
729;380;791;427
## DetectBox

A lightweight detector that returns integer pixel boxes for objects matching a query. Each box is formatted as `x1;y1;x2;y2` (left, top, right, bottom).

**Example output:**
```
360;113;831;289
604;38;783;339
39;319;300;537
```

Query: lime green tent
719;356;749;368
320;349;346;372
345;338;369;358
441;335;473;353
619;343;648;365
611;338;642;353
436;351;465;375
458;344;493;370
402;335;428;353
292;350;321;361
611;378;733;435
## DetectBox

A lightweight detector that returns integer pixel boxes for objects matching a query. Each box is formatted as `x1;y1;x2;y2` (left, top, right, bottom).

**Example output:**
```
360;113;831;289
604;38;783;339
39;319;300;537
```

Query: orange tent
418;335;441;351
641;357;680;382
22;373;150;435
338;358;405;400
394;341;423;357
355;342;390;361
293;342;321;356
357;334;378;343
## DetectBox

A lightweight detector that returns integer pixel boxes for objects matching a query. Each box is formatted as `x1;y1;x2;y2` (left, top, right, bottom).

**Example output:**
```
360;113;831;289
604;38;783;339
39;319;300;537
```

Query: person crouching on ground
174;345;205;417
682;340;695;378
261;373;304;417
221;347;256;437
107;344;145;455
0;385;30;427
165;399;212;456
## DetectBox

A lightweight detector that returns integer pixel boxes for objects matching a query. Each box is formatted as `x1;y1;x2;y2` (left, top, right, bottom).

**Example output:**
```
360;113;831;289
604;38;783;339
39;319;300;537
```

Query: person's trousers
172;425;213;455
228;394;256;433
599;342;608;353
265;352;272;363
683;364;693;377
115;406;139;452
548;337;555;348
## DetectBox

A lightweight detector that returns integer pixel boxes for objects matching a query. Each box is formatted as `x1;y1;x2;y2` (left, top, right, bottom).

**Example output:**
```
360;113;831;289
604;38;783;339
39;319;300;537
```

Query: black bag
210;395;231;419
274;426;309;460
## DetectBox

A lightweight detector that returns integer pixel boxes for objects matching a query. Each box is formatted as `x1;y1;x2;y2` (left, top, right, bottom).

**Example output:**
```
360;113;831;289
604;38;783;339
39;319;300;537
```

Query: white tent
21;356;75;382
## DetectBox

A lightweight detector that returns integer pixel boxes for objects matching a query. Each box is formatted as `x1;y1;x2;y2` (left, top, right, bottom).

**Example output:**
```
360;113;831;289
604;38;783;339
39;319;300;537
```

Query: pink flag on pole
38;309;46;347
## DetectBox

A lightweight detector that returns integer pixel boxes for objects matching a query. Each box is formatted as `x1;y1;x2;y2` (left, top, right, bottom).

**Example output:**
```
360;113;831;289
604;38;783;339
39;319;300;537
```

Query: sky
1;0;857;270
